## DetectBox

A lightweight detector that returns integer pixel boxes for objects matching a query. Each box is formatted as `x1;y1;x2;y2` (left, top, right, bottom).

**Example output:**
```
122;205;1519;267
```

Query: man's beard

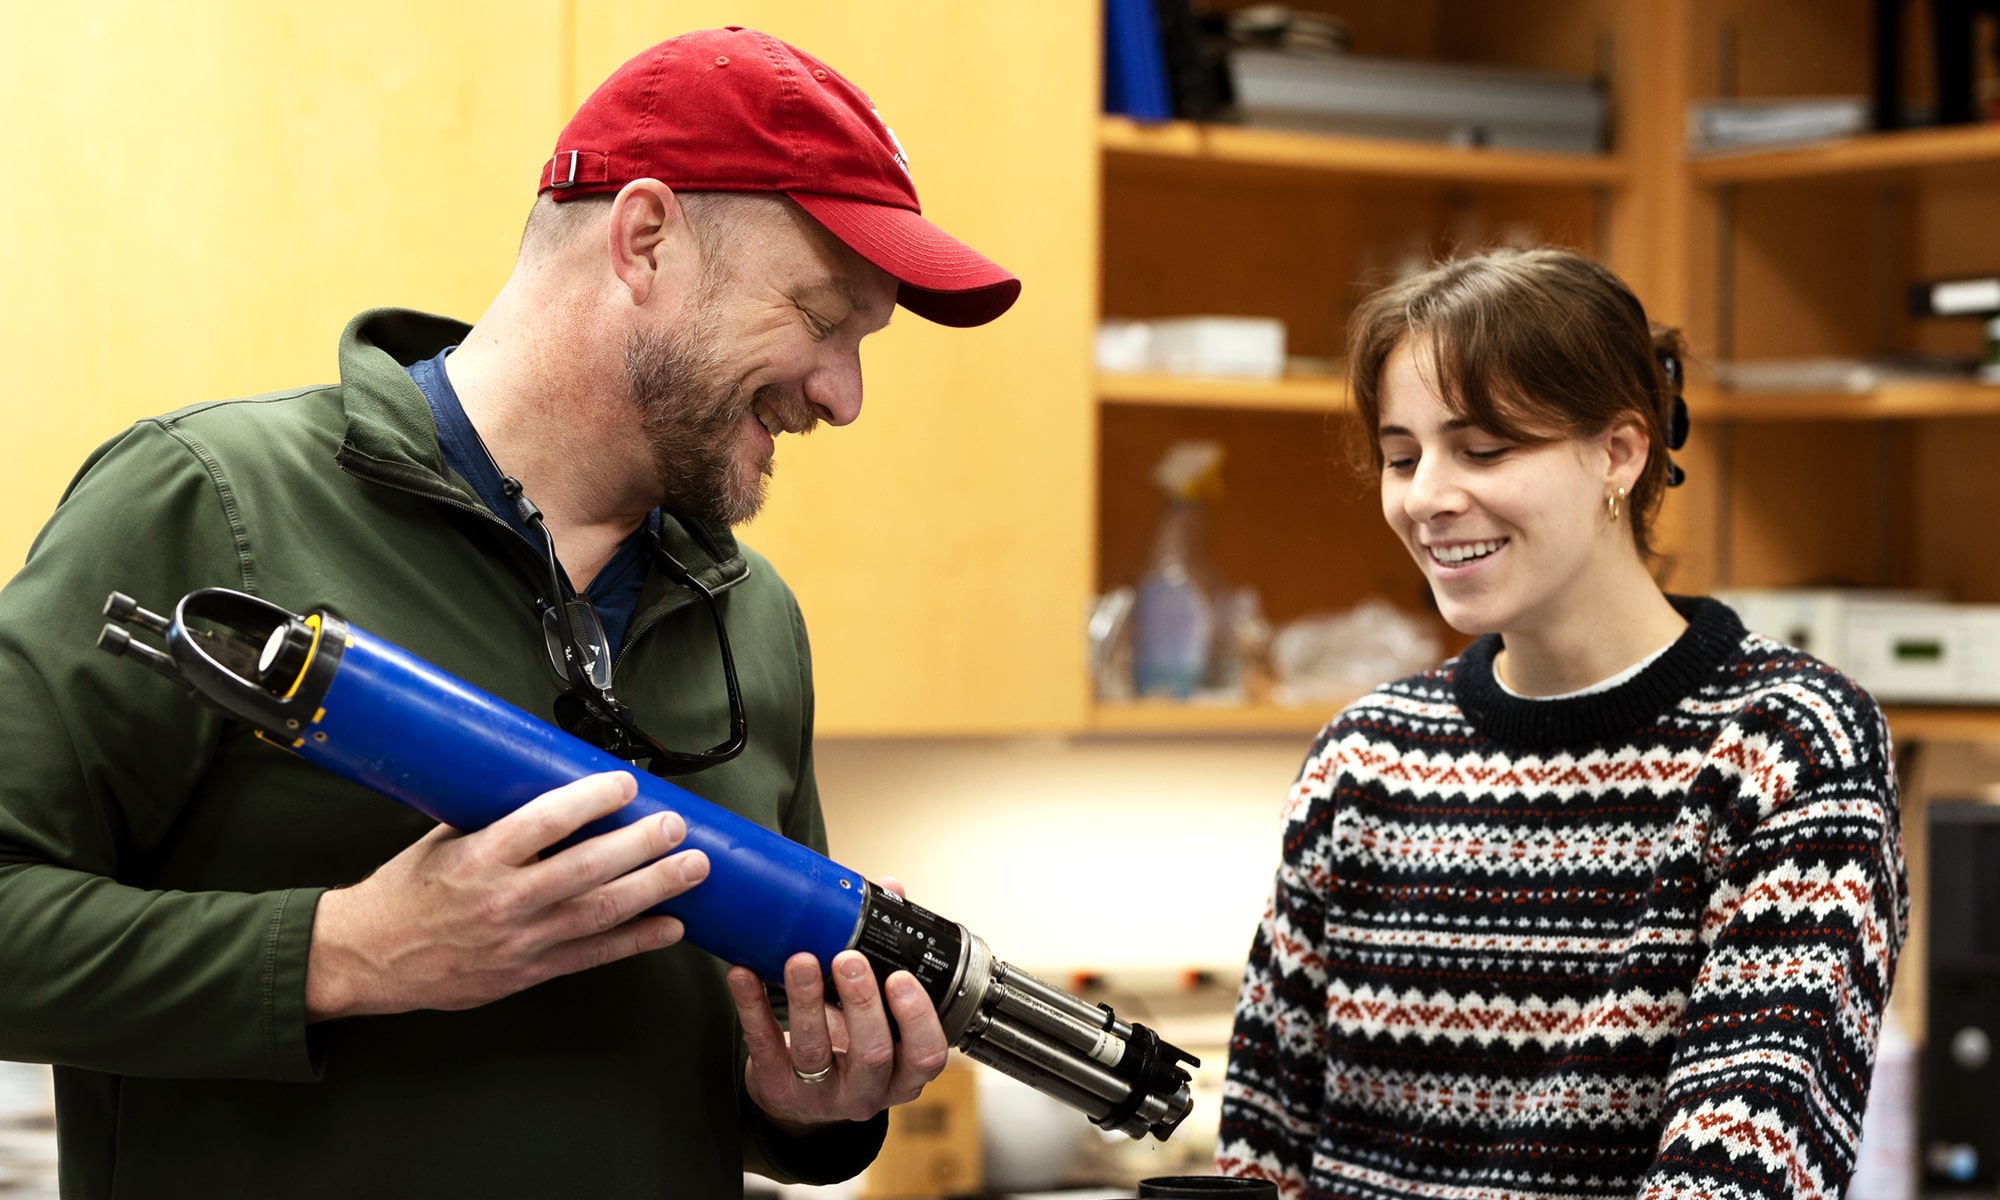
623;298;771;528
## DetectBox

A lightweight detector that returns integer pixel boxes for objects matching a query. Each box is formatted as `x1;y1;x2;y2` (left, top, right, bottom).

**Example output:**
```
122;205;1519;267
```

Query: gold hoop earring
1606;486;1627;523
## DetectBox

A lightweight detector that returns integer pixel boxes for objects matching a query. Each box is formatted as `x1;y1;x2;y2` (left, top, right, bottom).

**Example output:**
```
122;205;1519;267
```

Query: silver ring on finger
791;1061;834;1084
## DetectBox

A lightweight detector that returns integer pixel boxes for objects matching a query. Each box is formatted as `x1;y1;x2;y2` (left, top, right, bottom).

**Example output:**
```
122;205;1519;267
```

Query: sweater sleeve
1215;721;1346;1200
1637;688;1908;1200
0;421;323;1082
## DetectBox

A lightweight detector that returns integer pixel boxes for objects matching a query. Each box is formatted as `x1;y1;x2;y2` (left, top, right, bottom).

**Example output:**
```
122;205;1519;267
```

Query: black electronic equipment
1874;0;2000;129
1921;801;2000;1187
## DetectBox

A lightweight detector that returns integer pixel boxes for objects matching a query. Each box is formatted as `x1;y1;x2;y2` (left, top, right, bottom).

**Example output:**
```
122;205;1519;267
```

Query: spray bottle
1131;441;1226;699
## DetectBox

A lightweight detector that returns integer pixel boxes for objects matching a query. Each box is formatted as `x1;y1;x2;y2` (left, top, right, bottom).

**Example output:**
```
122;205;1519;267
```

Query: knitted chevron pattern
1216;597;1907;1200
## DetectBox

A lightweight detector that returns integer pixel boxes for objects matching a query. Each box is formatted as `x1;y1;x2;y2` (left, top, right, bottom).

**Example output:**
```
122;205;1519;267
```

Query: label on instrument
1001;985;1126;1066
854;886;964;1007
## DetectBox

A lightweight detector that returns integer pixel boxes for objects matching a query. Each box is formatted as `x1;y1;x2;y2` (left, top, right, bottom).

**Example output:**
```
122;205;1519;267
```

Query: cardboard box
861;1058;982;1199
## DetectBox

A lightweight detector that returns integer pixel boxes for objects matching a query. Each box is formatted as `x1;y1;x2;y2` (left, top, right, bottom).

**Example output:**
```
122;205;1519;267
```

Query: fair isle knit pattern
1216;597;1907;1200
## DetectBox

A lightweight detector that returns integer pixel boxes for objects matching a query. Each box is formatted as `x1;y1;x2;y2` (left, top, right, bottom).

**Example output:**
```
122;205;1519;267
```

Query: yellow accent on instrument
278;614;325;701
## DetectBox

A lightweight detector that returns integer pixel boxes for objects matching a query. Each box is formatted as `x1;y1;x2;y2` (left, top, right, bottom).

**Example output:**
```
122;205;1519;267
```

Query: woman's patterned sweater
1216;597;1908;1200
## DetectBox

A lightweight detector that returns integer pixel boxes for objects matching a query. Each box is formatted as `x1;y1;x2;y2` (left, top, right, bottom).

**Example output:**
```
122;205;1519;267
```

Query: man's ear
606;179;699;306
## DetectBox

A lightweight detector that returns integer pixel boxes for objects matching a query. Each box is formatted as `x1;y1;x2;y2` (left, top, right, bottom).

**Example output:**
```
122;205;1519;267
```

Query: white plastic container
1095;316;1288;379
1148;317;1286;379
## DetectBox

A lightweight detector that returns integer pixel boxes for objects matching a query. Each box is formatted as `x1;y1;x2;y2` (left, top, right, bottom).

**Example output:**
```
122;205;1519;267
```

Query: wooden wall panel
1730;183;1890;360
1719;422;1912;589
1912;418;2000;603
1437;0;1619;74
1102;175;1600;361
1691;0;1873;98
0;1;565;575
1101;174;1398;360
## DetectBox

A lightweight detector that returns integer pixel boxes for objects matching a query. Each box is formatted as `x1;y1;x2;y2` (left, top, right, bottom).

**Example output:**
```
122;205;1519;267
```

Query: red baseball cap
538;27;1021;328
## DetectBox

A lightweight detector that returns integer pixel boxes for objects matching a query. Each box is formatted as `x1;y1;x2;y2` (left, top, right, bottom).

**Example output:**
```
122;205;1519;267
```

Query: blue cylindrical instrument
267;610;865;983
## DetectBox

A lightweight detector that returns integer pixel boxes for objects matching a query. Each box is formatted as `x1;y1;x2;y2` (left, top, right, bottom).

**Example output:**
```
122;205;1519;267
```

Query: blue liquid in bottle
1131;500;1215;699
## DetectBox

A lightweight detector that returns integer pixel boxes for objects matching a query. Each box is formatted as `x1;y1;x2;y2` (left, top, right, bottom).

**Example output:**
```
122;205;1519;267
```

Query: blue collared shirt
407;348;657;659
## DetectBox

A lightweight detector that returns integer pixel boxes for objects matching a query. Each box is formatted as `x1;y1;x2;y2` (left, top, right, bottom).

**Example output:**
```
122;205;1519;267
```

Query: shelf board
1088;699;1341;736
1883;706;2000;744
1690;379;2000;422
1104;374;2000;421
1099;376;2000;421
1098;372;1348;413
1101;115;1629;187
1688;122;2000;185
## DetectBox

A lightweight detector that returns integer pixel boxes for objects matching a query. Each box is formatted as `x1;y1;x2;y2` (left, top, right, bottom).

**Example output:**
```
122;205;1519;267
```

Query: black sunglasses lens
541;601;613;689
553;691;631;755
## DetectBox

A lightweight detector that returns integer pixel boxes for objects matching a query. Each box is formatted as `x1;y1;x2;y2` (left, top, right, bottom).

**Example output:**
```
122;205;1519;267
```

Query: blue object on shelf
1105;0;1174;120
1132;554;1212;699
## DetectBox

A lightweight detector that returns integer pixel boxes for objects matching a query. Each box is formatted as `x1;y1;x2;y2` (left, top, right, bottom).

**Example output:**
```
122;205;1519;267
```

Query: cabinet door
575;2;1100;735
0;0;565;571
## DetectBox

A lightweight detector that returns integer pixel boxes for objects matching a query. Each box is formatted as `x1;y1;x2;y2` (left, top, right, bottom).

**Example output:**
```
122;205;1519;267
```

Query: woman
1215;249;1907;1200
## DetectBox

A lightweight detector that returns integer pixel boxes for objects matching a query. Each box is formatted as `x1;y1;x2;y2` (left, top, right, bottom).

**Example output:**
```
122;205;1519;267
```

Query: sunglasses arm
97;587;1198;1143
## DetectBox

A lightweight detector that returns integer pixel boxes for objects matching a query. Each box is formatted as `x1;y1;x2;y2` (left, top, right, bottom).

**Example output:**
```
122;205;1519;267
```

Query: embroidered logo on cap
874;110;911;178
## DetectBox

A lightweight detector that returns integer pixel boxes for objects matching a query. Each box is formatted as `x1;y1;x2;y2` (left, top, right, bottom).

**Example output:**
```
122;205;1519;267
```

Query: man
0;27;1018;1198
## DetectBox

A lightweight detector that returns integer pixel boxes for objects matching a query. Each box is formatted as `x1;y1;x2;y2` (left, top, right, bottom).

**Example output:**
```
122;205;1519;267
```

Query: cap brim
790;192;1021;328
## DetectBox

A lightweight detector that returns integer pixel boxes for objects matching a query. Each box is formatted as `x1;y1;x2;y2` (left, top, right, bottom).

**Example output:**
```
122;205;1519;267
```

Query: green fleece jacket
0;310;884;1198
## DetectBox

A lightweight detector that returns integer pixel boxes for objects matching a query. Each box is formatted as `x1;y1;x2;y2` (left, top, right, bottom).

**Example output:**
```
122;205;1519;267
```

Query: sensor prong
103;592;171;634
96;624;185;683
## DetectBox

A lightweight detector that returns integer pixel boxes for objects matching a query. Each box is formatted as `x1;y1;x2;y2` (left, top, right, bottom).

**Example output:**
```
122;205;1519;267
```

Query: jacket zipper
337;452;553;590
337;448;728;667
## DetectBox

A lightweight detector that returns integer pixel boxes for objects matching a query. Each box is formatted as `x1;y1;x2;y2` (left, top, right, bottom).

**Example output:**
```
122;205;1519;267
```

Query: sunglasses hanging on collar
503;476;747;776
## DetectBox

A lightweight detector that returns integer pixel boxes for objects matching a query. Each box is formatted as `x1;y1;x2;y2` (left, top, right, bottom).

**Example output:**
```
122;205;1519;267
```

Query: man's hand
726;881;950;1131
305;771;709;1020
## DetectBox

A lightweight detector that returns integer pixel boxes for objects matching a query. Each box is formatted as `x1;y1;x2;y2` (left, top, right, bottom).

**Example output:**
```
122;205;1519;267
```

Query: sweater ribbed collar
1451;595;1745;749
